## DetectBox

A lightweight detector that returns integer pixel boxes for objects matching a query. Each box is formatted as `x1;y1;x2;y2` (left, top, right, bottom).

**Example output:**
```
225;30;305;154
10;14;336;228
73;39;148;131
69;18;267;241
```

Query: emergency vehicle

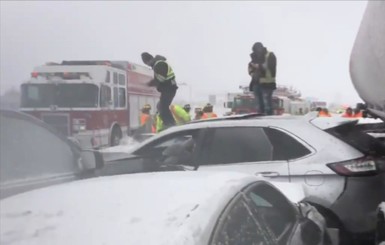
224;85;311;115
20;60;159;148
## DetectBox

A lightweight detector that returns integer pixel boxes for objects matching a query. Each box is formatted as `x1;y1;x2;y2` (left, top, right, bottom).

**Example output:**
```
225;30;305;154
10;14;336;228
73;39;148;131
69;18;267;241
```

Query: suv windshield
21;83;99;108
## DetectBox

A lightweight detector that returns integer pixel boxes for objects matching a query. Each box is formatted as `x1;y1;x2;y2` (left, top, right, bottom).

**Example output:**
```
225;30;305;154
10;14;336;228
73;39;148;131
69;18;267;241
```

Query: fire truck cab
20;60;159;148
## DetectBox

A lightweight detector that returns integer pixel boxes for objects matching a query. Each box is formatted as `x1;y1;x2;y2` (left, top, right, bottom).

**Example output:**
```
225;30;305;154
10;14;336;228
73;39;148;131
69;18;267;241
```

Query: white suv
103;113;385;245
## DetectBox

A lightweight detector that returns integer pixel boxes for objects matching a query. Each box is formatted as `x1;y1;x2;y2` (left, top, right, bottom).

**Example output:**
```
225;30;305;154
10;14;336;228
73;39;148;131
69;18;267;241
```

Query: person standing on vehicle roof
141;52;178;129
248;42;277;115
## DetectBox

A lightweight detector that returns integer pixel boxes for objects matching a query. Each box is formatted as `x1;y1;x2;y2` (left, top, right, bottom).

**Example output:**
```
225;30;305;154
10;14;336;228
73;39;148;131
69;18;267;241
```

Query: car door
198;127;290;182
243;182;301;245
102;128;208;175
210;192;276;245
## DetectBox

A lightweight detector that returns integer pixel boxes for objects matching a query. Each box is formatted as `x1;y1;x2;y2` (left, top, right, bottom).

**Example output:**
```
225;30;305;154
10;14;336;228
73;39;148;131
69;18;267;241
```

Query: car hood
350;1;385;121
0;171;259;245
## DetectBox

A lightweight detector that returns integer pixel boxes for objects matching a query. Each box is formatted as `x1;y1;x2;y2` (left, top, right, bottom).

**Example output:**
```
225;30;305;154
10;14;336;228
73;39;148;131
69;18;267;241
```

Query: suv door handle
256;171;280;177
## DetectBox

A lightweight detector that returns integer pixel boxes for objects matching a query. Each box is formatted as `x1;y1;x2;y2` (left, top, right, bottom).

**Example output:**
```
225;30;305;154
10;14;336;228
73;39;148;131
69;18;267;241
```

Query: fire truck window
129;95;140;128
100;85;112;107
105;71;111;83
113;87;119;107
118;74;126;85
113;72;118;84
119;88;126;108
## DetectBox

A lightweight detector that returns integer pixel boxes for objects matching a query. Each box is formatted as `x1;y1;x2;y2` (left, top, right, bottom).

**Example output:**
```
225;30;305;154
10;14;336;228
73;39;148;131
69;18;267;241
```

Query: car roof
0;171;260;245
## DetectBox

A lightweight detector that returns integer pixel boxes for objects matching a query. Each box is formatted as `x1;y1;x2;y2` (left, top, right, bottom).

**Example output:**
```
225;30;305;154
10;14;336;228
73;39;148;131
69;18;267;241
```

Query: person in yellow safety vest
155;104;191;133
155;113;164;133
248;42;277;115
170;104;191;124
141;52;178;129
139;104;154;133
183;104;192;121
201;103;218;119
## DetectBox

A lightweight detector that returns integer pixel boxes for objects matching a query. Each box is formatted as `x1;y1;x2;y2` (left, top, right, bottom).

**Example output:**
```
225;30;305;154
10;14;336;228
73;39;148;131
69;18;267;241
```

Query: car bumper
331;173;385;235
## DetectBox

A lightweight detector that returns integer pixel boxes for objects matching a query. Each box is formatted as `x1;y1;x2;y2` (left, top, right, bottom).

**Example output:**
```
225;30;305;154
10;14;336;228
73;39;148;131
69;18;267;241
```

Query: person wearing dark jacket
248;42;277;115
141;52;178;128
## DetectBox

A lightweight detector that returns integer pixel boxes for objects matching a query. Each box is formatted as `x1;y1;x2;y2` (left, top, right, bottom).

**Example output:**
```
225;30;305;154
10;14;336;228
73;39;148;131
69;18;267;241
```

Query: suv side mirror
79;150;105;171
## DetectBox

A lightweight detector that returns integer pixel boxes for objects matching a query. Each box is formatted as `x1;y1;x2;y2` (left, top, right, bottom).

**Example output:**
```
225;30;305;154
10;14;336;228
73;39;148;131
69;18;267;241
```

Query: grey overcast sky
0;1;367;105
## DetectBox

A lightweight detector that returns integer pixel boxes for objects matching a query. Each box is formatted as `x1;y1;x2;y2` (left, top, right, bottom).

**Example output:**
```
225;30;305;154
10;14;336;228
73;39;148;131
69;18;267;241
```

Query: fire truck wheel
110;126;122;146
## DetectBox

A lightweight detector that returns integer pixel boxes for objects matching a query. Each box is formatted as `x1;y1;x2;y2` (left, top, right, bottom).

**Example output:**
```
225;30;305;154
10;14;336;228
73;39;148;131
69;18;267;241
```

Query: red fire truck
225;86;284;115
20;60;159;148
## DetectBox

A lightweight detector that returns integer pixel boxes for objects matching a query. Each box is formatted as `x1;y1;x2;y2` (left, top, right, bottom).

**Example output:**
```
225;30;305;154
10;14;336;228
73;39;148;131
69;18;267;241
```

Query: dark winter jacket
248;50;277;91
148;55;178;93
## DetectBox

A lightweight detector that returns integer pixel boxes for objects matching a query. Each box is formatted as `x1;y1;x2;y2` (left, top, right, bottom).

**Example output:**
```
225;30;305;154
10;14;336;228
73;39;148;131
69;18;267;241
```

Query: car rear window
325;121;385;157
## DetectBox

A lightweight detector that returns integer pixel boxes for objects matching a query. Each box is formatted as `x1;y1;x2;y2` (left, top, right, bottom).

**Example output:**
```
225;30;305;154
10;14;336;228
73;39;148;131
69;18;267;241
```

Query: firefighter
194;107;204;120
201;103;218;119
170;104;191;124
183;104;191;113
141;52;178;130
318;108;332;117
183;104;192;121
342;107;355;118
353;107;363;118
155;104;191;133
139;104;154;133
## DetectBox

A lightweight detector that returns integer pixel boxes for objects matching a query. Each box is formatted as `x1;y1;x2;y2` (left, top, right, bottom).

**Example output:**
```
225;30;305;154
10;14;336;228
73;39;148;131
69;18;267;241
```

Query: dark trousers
253;84;274;115
159;88;177;127
261;87;274;115
253;83;264;113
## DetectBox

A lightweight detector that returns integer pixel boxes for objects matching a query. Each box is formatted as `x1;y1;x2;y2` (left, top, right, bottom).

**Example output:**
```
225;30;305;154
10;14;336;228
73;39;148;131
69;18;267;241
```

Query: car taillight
327;157;385;177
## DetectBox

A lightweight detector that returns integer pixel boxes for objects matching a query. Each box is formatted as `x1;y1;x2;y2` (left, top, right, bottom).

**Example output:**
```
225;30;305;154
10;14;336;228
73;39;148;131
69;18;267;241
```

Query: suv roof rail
187;113;265;124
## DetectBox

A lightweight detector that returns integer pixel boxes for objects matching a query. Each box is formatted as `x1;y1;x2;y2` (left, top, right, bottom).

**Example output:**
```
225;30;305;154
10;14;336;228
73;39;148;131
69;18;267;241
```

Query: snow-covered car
0;110;104;199
0;171;335;245
101;113;385;244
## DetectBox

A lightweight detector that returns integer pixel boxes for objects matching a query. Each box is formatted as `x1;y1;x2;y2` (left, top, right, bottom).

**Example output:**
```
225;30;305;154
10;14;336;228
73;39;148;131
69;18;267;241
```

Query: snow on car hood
0;171;259;245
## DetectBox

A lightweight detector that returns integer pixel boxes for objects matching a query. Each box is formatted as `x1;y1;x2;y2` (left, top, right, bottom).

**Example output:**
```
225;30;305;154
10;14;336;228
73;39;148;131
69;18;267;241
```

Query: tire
309;203;350;245
110;126;122;146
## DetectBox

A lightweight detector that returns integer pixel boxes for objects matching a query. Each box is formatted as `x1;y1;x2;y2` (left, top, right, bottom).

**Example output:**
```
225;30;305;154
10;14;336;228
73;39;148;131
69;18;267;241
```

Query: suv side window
263;127;311;160
204;127;273;165
211;198;271;245
245;184;297;244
